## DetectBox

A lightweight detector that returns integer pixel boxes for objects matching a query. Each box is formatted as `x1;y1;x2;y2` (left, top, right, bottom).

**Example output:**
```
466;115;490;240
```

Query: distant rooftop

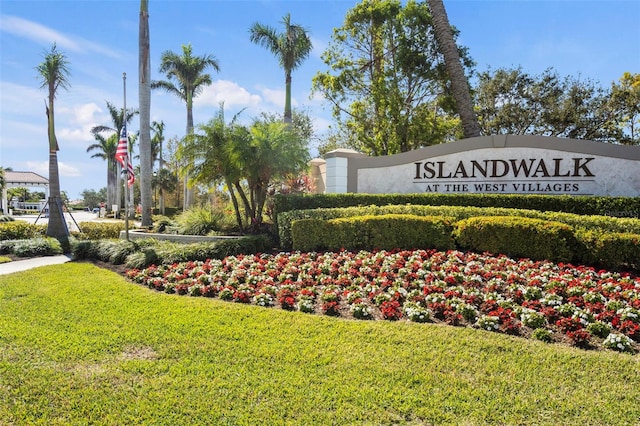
4;171;49;187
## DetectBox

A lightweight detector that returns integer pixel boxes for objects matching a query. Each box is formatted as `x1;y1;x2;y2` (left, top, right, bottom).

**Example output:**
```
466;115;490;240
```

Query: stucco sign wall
320;135;640;197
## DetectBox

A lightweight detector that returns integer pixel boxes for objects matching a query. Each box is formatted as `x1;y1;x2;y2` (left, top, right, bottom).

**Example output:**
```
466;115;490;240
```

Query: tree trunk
159;138;165;215
254;181;268;225
184;100;195;210
45;97;69;251
284;70;293;125
427;0;481;139
233;181;254;222
138;0;153;226
46;151;70;251
107;159;116;208
227;180;244;232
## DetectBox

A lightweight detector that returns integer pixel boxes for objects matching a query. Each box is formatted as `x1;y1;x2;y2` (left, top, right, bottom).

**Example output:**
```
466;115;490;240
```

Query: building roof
4;171;49;187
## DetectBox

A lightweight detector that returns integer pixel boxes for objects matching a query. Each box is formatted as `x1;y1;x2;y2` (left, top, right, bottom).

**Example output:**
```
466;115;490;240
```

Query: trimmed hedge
71;234;273;269
292;214;455;252
73;222;126;240
291;211;640;270
0;237;63;257
274;193;640;218
0;221;47;240
278;205;640;250
452;216;578;263
576;230;640;270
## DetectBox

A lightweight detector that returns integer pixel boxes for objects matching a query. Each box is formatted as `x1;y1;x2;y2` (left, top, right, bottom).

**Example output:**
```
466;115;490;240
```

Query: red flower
444;310;463;326
567;329;591;346
541;307;560;323
233;290;252;304
617;320;640;341
556;317;583;333
428;302;448;320
480;300;499;314
380;300;402;321
322;301;340;316
277;289;297;310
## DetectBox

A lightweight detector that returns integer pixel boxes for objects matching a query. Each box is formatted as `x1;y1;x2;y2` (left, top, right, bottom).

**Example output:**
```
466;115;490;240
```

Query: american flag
115;125;135;186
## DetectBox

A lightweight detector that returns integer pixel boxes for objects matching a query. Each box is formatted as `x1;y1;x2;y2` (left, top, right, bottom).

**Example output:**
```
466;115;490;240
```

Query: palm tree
86;132;117;209
90;101;138;213
151;121;165;169
199;115;308;230
426;0;481;139
151;43;220;210
36;43;71;250
0;168;5;212
138;0;152;226
241;120;309;224
180;106;249;230
151;120;166;214
249;13;312;125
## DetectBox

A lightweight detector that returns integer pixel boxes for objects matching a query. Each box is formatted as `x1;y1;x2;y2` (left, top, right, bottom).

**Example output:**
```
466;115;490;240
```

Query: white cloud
256;86;299;110
25;160;80;178
195;80;262;109
58;161;82;177
308;89;328;104
311;116;332;134
310;35;327;59
72;102;103;126
56;102;104;144
0;15;122;59
0;81;43;116
58;126;94;144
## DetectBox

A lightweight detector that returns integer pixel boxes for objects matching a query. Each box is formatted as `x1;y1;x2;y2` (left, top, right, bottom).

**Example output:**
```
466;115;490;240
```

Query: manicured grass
1;263;639;425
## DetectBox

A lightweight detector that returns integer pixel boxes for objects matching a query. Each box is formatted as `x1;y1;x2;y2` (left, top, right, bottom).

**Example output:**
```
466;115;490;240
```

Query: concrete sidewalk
0;255;72;276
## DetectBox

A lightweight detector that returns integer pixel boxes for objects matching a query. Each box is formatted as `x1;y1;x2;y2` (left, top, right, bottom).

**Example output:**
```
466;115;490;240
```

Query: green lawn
1;263;639;425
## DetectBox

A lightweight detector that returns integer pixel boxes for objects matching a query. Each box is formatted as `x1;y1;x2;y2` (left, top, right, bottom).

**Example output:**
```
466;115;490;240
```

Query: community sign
321;135;640;197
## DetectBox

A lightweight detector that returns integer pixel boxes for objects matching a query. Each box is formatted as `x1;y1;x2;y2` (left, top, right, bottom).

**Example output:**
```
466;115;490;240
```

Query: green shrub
365;214;455;250
0;221;47;240
586;321;612;338
577;230;640;270
292;214;455;252
125;249;159;269
281;205;474;249
175;206;224;235
453;216;578;262
161;206;181;217
120;235;272;269
92;239;150;264
73;222;125;240
11;237;63;257
107;240;139;264
71;240;99;260
292;218;350;252
273;193;640;218
152;215;175;233
532;328;553;343
278;204;640;250
0;239;17;254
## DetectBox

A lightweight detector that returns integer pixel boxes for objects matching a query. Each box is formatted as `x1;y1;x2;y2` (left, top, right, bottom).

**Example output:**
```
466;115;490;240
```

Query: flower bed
125;249;640;353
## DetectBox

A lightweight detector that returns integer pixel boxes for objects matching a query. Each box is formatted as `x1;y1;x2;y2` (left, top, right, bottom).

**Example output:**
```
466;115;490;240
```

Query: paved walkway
0;255;72;276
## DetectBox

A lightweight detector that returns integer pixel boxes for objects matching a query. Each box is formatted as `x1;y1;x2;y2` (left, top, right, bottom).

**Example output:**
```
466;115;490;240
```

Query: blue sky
1;0;639;200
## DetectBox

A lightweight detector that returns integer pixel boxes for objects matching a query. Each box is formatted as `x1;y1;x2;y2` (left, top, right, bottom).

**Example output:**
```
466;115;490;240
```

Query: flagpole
123;72;129;241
